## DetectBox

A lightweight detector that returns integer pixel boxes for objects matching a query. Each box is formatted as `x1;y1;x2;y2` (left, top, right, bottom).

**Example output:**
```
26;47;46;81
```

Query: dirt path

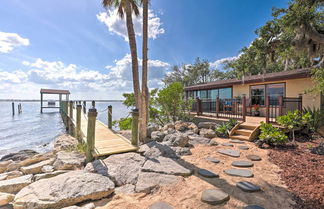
95;137;295;209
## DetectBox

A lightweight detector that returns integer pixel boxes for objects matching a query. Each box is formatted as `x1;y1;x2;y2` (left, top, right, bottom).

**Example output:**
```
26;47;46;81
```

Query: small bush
113;117;132;130
77;141;87;153
258;122;288;147
303;107;324;131
215;119;238;137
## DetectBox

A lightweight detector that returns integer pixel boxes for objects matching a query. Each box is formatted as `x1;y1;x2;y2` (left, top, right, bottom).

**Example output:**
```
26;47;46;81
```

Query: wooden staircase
229;122;260;141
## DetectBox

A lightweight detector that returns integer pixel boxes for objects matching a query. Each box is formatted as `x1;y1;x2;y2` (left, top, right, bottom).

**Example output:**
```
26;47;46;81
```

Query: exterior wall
232;77;321;109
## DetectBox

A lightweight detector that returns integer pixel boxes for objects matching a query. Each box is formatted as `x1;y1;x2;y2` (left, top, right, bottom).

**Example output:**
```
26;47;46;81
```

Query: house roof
184;68;311;91
40;89;70;94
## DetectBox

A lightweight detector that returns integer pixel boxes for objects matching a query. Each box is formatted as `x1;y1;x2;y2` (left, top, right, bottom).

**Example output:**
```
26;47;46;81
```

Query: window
267;83;284;105
219;88;232;99
211;89;218;99
251;85;265;105
250;83;285;106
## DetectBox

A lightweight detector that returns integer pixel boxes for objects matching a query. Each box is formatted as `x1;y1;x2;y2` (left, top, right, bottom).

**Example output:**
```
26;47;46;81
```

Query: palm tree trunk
139;0;149;142
125;2;140;108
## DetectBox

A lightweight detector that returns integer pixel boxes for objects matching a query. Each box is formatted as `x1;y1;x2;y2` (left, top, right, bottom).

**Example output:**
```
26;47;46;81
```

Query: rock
231;160;254;168
162;123;175;131
218;149;240;157
149;201;173;209
236;181;261;192
5;162;20;172
114;184;135;194
209;140;218;146
62;203;95;209
199;129;216;139
33;170;68;181
311;145;324;155
0;192;14;206
198;169;219;178
18;152;54;167
54;134;79;152
0;171;23;181
0;150;38;162
13;171;115;209
224;168;253;178
135;172;179;193
94;153;145;186
53;151;85;170
201;189;230;205
198;122;217;130
188;123;199;134
20;159;55;174
142;156;192;176
244;205;265;209
238;145;249;150
147;126;159;138
0;161;13;174
246;155;262;161
188;135;211;145
174;122;188;132
151;131;166;142
41;165;54;173
163;133;189;147
138;141;178;159
0;175;33;193
206;157;220;164
170;147;192;157
229;139;245;144
222;143;234;147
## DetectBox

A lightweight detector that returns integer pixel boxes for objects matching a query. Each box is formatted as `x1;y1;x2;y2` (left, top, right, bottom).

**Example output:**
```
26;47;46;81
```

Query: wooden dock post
131;108;139;146
76;104;82;140
91;100;95;108
83;101;86;113
69;101;73;119
86;107;97;162
64;101;68;131
69;101;74;135
108;105;112;129
12;102;15;116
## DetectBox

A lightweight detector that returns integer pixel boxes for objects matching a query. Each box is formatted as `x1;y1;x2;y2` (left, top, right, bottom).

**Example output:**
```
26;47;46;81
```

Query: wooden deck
69;107;138;157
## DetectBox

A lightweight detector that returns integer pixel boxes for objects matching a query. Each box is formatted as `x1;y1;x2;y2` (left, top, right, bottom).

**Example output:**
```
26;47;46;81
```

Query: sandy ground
95;137;295;209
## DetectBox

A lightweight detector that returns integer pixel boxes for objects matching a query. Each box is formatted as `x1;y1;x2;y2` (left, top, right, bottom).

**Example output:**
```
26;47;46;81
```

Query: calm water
0;101;129;158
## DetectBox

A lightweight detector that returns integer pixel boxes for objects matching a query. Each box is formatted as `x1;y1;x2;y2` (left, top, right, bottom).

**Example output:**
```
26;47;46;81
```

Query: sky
0;0;290;100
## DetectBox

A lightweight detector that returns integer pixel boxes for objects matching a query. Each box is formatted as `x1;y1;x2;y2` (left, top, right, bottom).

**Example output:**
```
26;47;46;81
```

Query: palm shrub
303;107;324;131
215;119;238;137
258;122;288;147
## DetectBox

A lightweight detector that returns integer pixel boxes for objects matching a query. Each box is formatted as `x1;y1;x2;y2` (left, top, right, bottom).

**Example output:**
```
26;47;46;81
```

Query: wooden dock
65;102;138;157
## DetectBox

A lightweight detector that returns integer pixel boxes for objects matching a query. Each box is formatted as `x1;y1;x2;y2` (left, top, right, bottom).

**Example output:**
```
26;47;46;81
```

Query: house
184;69;323;140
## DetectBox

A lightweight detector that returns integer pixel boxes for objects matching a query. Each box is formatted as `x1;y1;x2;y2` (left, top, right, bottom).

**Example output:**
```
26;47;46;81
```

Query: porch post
242;95;246;122
266;96;270;123
298;94;303;113
196;97;200;115
216;97;220;118
279;96;283;116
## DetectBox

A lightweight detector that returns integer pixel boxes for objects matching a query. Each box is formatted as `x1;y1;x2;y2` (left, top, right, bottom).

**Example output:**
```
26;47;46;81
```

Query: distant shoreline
0;100;124;102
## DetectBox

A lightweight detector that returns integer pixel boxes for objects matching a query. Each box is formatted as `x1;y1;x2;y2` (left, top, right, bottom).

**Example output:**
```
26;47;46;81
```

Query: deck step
235;129;253;136
239;123;258;130
230;134;250;141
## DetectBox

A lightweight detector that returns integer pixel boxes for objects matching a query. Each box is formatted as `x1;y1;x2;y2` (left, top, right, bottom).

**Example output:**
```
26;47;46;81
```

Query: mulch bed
268;137;324;209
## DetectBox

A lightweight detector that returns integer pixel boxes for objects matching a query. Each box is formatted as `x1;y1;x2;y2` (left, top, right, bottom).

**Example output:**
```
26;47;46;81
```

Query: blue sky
0;0;289;99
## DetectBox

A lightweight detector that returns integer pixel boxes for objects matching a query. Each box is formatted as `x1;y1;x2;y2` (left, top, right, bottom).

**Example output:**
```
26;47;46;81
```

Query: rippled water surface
0;101;128;158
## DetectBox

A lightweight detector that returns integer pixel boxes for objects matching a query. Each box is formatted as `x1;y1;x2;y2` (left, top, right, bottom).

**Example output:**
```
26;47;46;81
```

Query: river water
0;101;129;158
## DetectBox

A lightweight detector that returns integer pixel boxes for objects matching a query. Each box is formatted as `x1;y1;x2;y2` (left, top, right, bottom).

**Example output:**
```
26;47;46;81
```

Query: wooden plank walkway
69;107;138;157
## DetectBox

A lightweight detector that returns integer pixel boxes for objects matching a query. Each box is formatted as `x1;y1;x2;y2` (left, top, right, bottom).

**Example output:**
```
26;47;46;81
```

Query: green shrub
259;122;288;146
303;107;324;131
77;141;87;153
215;119;238;137
113;117;132;130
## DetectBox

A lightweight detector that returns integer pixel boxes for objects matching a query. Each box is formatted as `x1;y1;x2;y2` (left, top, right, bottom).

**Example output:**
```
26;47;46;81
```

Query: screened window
267;83;285;105
250;83;285;106
251;85;265;105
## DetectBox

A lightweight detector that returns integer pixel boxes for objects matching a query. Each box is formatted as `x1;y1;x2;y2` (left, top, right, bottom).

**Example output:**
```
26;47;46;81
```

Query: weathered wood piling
86;107;97;162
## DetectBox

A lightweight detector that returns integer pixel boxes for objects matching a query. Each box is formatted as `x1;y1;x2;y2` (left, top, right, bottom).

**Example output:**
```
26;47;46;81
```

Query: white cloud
0;32;29;53
97;7;164;41
210;56;238;69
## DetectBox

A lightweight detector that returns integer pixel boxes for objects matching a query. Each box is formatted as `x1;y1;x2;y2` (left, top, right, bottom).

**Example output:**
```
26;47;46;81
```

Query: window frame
249;82;286;107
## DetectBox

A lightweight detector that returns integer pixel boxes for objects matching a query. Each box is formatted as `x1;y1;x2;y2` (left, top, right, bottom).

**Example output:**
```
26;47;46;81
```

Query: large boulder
33;170;69;181
151;131;166;142
0;150;38;162
0;192;14;206
163;133;189;147
85;153;145;186
135;172;180;193
13;171;115;209
54;134;79;152
188;135;211;145
162;123;175;131
18;152;55;168
0;171;23;181
0;175;33;193
198;122;217;130
199;129;216;139
147;126;160;138
138;141;178;159
20;159;55;174
53;151;85;170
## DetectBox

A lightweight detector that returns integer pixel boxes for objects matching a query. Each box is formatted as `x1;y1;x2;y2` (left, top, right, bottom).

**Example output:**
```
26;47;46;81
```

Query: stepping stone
206;157;220;164
229;139;245;144
224;168;253;177
218;149;240;157
238;145;249;150
222;143;234;147
201;189;230;205
246;155;262;161
231;160;254;168
244;205;265;209
149;201;173;209
236;181;261;192
198;169;219;178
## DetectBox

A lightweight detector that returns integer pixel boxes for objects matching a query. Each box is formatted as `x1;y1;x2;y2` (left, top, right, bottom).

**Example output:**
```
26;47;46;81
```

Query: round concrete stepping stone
201;189;230;205
238;145;249;150
229;139;245;144
206;157;220;164
244;205;265;209
246;155;262;161
149;201;173;209
198;169;219;178
236;181;261;192
218;149;240;157
222;143;234;147
224;168;253;177
231;160;254;168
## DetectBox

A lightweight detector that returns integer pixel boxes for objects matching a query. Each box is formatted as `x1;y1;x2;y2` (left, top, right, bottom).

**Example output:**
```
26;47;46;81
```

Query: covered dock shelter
40;89;70;113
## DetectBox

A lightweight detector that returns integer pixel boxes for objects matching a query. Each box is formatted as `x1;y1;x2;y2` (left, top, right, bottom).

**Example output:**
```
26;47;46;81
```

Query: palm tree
102;0;141;108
